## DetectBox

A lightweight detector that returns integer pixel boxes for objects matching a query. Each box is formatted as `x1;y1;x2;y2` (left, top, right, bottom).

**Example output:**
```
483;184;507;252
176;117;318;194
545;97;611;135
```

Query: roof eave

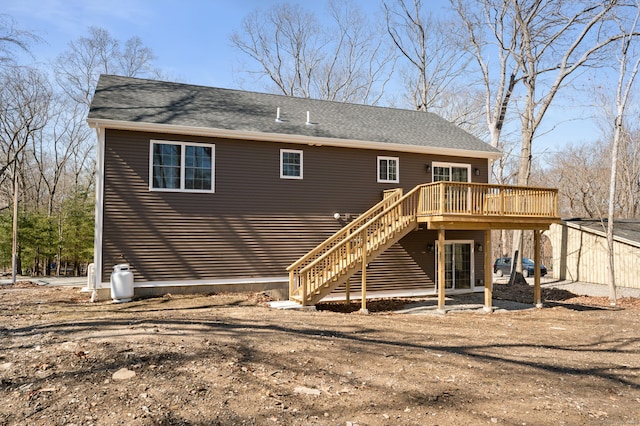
87;118;503;160
562;220;640;248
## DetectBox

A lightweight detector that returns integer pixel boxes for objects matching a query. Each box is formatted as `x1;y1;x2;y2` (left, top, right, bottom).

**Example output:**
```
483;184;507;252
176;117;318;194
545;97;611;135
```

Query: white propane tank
110;264;134;303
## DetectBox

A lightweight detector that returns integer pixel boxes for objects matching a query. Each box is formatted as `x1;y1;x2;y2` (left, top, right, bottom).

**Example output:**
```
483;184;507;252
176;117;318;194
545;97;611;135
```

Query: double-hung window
377;156;399;183
280;149;303;179
150;140;215;192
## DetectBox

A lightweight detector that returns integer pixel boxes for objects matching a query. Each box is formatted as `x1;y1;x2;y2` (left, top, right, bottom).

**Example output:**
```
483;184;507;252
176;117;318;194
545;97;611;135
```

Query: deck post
345;278;350;305
484;229;493;313
301;274;307;307
289;270;294;301
437;228;446;313
534;230;542;308
360;246;368;314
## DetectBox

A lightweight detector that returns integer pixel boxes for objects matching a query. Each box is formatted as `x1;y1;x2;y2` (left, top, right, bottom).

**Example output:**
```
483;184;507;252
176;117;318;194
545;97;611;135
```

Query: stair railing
291;186;421;304
286;188;403;297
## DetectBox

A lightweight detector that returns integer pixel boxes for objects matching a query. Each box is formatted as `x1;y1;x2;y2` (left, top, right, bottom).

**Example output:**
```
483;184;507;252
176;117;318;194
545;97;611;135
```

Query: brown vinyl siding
102;129;487;285
329;229;486;296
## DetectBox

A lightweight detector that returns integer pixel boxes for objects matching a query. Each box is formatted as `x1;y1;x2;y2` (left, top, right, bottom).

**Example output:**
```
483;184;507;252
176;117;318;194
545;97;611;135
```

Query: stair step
288;200;417;305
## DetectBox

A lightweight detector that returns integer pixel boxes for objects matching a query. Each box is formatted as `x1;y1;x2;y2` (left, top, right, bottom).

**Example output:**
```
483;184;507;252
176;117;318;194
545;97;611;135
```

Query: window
432;162;470;183
280;149;303;179
150;140;214;192
377;156;399;183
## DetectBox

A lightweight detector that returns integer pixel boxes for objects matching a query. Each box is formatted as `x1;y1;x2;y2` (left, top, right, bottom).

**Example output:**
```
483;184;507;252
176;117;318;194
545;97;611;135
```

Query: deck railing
287;188;404;299
418;182;558;217
287;182;558;305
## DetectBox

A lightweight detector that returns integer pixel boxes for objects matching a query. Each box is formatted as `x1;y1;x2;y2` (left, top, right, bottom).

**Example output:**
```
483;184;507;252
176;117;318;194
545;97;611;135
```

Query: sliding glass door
437;241;473;290
433;163;471;213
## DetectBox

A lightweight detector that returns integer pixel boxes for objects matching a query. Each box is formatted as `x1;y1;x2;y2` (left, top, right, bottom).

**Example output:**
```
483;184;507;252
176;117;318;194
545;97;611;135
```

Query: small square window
377;156;399;183
281;149;303;179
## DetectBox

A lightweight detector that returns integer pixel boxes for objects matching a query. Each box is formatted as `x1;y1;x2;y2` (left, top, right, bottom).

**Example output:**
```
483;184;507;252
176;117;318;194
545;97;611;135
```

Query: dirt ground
1;282;639;426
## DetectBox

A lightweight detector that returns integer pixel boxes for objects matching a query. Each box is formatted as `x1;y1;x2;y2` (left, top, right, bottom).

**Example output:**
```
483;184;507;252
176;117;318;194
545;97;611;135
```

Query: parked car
493;257;547;278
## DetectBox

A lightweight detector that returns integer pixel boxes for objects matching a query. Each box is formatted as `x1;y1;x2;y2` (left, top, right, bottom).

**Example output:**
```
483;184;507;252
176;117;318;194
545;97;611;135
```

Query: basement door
436;241;473;291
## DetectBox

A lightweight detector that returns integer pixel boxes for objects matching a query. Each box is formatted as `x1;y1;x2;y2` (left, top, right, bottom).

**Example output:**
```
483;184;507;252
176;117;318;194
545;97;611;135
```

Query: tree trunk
11;161;19;284
607;118;621;306
604;5;640;306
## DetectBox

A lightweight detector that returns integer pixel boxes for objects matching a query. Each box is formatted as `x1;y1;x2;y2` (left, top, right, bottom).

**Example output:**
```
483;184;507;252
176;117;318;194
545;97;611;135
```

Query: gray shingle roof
88;74;499;155
565;218;640;246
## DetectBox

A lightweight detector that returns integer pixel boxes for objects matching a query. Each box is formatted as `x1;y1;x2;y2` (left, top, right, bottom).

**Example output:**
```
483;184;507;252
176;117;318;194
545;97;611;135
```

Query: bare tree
435;86;489;139
30;96;86;216
52;26;162;191
0;67;51;202
616;127;640;218
54;26;160;109
0;67;51;281
231;3;321;98
54;27;119;108
450;0;522;153
0;14;39;69
546;141;610;218
476;0;629;277
450;0;526;258
384;0;470;113
118;36;157;77
511;1;625;187
230;0;394;104
605;3;640;305
450;1;633;276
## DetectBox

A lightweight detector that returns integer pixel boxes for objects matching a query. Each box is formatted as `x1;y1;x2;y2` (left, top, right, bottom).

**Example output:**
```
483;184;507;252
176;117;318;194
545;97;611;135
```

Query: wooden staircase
286;181;559;306
287;187;420;306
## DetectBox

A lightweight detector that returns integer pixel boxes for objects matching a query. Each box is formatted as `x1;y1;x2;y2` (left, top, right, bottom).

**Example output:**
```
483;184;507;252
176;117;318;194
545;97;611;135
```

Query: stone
293;386;321;396
60;341;79;352
112;368;136;380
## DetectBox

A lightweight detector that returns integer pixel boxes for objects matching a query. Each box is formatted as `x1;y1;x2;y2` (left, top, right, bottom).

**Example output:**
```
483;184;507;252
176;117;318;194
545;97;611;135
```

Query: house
549;219;640;289
87;75;559;310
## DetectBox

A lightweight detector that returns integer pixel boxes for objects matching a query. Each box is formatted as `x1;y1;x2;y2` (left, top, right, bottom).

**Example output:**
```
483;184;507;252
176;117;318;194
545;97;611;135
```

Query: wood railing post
346;231;351;266
289;270;294;300
437;228;446;312
301;272;307;306
534;230;542;308
484;229;493;313
361;240;368;314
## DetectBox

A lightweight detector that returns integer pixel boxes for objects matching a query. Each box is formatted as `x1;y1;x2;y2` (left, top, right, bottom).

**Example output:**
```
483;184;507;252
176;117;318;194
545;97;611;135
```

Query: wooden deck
287;182;560;307
417;182;559;230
